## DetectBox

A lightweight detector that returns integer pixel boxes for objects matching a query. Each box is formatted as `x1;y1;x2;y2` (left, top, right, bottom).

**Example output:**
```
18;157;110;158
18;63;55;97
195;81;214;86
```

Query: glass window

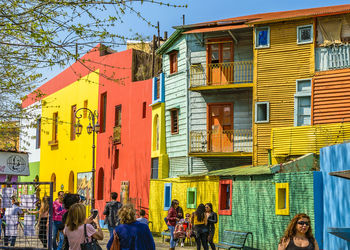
295;79;311;126
297;25;313;44
164;183;172;210
255;27;270;48
170;109;179;134
151;158;159;179
169;51;178;74
100;93;107;133
255;102;269;123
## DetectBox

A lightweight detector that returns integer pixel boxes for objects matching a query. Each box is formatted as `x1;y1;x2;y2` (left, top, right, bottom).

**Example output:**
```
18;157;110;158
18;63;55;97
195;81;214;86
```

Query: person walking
103;192;122;239
278;213;319;250
53;191;66;250
136;209;148;225
191;204;208;250
167;200;179;250
64;203;103;250
106;203;155;250
38;196;50;248
205;203;217;250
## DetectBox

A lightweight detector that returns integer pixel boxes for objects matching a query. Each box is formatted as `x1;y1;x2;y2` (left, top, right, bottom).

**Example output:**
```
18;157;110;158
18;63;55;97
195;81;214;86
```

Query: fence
0;182;53;250
316;44;350;71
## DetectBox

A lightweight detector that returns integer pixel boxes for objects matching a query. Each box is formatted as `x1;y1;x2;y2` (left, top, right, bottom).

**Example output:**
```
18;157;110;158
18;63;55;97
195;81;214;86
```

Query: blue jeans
169;225;176;248
53;220;64;250
4;236;16;246
108;226;115;239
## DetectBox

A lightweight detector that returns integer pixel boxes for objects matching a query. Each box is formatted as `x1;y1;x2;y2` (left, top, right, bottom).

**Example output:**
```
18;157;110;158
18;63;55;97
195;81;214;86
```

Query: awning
329;170;350;180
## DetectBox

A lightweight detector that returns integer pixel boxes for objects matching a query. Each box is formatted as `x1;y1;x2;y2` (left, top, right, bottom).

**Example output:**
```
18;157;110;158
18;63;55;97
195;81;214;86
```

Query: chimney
164;31;168;41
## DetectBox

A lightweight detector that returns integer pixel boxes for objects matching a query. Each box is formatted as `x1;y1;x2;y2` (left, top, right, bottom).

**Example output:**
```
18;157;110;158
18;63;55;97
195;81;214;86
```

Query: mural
77;172;92;205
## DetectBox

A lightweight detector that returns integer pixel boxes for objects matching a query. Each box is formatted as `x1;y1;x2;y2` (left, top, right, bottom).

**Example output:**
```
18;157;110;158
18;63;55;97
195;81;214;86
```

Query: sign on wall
0;151;29;176
77;172;92;205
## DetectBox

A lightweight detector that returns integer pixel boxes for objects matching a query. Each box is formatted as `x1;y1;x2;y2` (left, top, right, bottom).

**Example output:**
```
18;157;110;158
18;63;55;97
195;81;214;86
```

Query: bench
161;230;194;246
215;230;253;249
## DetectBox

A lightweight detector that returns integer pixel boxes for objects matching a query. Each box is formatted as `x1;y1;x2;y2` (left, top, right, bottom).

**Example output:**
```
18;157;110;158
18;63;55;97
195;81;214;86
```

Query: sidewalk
100;230;196;249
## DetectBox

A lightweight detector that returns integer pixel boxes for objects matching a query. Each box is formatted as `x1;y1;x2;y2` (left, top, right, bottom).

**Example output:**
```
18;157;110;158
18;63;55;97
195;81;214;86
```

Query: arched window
153;115;159;151
51;173;56;192
68;171;74;193
97;168;104;200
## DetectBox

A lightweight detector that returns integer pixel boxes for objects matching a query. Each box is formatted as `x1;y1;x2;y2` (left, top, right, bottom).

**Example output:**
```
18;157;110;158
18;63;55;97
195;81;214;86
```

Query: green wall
219;172;315;250
18;161;40;196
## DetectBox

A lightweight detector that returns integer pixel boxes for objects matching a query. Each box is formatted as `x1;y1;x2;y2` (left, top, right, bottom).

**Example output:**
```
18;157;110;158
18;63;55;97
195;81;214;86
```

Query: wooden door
207;41;233;85
208;103;233;152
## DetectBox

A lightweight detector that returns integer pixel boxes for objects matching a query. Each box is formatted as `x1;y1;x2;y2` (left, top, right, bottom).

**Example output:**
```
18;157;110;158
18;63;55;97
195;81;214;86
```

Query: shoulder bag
80;224;102;250
110;231;120;250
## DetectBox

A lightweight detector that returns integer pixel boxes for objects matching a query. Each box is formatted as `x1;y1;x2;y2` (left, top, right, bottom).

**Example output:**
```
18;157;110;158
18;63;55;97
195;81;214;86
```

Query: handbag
80;224;102;250
110;231;120;250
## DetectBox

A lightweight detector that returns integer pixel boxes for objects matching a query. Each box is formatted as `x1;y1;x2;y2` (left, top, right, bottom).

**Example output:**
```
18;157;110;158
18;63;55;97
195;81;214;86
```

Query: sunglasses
297;221;310;226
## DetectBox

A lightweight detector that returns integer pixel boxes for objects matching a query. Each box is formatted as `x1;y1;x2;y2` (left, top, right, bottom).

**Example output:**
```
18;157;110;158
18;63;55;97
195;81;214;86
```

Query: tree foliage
0;0;186;149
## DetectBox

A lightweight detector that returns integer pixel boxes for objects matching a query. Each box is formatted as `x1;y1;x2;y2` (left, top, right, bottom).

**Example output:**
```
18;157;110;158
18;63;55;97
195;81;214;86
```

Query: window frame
169;51;178;74
99;92;107;133
218;179;232;215
164;183;172;211
255;102;270;123
294;79;312;127
170;108;179;135
297;25;313;45
186;187;197;209
70;105;77;141
255;26;270;49
275;182;290;215
151;157;159;179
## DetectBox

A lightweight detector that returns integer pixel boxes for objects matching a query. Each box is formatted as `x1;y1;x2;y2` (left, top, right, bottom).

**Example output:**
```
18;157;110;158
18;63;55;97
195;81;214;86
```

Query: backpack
109;201;122;226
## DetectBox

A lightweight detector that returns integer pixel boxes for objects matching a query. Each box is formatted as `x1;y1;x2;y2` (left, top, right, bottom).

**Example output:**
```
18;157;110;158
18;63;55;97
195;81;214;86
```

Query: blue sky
40;0;350;82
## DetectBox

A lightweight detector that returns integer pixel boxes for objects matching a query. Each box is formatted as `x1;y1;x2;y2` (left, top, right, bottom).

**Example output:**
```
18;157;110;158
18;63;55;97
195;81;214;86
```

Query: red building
95;49;153;216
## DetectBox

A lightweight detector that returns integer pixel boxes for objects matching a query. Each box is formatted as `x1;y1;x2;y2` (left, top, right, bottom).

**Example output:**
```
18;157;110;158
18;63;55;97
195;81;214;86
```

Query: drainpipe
268;149;272;166
186;34;191;175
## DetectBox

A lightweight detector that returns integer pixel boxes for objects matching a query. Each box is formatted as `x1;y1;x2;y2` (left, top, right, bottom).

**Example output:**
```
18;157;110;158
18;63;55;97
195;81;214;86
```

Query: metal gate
0;182;53;249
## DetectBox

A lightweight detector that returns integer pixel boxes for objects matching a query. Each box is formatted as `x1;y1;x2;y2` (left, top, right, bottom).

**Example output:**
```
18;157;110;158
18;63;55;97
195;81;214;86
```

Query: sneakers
181;242;184;247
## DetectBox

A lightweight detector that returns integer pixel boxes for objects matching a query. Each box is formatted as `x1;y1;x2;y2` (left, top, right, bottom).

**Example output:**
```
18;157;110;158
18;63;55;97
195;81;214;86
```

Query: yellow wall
151;102;168;179
253;19;315;166
149;176;220;243
40;71;99;198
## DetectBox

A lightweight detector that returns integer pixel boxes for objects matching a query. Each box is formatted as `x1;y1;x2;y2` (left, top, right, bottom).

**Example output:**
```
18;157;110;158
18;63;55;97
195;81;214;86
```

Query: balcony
190;61;253;90
316;44;350;71
113;126;121;144
189;129;252;156
271;122;350;157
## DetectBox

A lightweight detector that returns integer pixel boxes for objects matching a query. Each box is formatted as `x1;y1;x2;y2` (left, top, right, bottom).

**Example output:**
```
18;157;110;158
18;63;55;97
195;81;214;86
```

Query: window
187;187;197;209
115;105;121;127
153;115;159;151
164;183;172;210
83;100;88;118
97;168;104;200
255;102;269;123
35;118;41;149
294;79;311;126
113;149;119;169
151;158;159;179
297;25;313;44
169;51;178;74
51;112;58;143
68;171;74;193
100;93;107;133
170;109;179;134
152;73;165;103
219;180;232;215
255;27;270;48
70;105;76;140
156;78;160;100
275;183;289;215
142;102;147;119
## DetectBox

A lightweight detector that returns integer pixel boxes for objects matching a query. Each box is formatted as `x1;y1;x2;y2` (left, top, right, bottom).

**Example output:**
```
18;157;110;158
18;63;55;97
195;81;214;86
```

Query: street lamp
75;108;100;209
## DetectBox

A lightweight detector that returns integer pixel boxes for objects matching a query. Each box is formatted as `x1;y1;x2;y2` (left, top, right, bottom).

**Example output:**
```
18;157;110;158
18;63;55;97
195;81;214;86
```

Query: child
184;213;193;239
136;209;148;225
174;219;187;247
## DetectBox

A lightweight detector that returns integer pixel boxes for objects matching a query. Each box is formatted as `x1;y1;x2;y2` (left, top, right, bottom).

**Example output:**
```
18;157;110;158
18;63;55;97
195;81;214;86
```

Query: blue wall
320;143;350;250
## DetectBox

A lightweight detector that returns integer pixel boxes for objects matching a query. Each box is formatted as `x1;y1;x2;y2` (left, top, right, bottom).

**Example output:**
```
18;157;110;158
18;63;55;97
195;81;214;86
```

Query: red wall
95;49;152;215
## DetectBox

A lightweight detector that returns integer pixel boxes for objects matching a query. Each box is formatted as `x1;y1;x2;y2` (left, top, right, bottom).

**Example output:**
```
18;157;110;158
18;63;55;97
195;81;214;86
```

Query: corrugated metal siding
313;68;350;124
164;36;188;158
191;157;252;173
254;19;314;166
169;156;188;177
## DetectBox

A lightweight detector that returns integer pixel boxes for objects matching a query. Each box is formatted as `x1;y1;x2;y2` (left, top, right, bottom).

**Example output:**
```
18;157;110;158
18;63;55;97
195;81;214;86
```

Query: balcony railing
271;122;350;157
189;129;252;153
113;125;121;144
316;44;350;71
190;61;253;87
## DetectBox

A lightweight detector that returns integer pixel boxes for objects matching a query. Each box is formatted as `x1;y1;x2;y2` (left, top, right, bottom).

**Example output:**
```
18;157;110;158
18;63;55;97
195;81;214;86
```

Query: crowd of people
0;190;319;250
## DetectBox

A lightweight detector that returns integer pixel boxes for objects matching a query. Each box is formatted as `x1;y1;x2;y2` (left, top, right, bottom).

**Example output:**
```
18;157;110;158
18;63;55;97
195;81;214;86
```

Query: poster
23;214;36;236
5;215;18;236
21;194;36;209
77;172;92;205
2;187;15;208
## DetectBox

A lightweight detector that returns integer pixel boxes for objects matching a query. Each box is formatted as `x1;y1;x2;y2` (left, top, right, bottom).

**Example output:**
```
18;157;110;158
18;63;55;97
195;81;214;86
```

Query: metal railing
190;61;253;87
190;129;252;153
316;44;350;71
271;122;350;157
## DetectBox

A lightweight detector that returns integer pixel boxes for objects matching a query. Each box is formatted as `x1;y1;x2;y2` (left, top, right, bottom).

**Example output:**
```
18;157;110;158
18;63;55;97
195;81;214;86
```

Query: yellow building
149;176;219;242
40;71;99;198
